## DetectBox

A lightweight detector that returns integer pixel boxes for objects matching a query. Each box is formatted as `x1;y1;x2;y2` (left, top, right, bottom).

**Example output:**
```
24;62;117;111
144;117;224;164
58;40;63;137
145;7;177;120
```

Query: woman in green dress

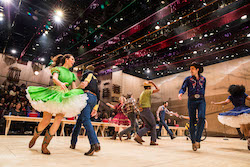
27;54;88;155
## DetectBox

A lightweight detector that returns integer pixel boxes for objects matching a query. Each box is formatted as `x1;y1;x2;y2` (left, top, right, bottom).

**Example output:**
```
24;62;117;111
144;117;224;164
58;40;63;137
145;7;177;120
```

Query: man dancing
178;62;206;151
119;93;139;141
70;65;100;156
156;101;178;139
134;81;160;145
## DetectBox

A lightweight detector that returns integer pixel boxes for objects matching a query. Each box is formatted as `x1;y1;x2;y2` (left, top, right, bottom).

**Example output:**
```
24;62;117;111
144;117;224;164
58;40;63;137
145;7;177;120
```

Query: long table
3;116;129;137
4;116;186;137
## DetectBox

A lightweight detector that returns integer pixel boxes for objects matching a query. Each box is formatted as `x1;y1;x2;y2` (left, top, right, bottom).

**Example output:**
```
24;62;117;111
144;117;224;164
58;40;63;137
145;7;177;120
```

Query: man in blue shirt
178;62;206;151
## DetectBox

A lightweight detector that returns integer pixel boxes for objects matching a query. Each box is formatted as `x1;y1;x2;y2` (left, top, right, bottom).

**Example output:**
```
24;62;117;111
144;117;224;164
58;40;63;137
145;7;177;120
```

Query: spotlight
40;58;45;62
43;33;46;36
193;51;197;54
247;33;250;37
241;15;247;20
190;38;194;40
203;3;207;6
204;34;208;37
36;44;39;46
167;22;170;25
55;10;63;17
0;12;4;17
155;25;160;30
54;15;62;23
34;71;39;75
179;40;183;44
11;49;17;54
45;31;48;34
32;48;36;50
0;17;3;21
2;0;11;4
161;1;165;4
146;69;150;73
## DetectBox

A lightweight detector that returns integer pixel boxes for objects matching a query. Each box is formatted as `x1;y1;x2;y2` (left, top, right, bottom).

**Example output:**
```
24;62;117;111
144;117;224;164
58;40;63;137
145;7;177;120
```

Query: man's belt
84;90;96;96
189;94;204;99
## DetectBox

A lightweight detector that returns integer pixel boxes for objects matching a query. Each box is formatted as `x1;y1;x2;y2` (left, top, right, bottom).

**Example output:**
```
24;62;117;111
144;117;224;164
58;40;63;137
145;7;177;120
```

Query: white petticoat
26;93;88;118
218;113;250;128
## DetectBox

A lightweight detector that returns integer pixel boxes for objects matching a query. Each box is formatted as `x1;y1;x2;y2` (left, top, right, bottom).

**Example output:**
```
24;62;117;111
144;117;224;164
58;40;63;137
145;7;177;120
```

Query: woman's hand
59;82;68;90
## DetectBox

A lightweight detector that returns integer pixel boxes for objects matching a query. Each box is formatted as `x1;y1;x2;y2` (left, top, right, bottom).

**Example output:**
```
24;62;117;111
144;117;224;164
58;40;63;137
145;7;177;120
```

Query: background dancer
178;62;206;151
27;54;88;154
119;93;139;141
70;65;101;156
134;81;160;145
106;96;130;140
211;85;250;150
156;101;178;139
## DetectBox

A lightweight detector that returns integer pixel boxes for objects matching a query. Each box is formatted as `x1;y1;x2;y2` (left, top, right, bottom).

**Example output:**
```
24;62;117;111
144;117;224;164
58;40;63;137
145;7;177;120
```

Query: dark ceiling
0;0;249;79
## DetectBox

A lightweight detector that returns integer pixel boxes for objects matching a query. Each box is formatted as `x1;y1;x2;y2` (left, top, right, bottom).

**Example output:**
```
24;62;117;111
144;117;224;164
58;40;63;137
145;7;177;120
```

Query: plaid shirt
121;97;139;116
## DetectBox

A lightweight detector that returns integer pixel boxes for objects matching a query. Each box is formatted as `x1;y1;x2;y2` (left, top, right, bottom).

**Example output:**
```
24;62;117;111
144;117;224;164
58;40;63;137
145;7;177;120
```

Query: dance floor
0;136;249;167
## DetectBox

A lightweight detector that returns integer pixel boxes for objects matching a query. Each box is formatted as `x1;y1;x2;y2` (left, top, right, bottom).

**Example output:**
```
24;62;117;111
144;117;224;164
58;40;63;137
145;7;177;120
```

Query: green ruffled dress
26;66;88;117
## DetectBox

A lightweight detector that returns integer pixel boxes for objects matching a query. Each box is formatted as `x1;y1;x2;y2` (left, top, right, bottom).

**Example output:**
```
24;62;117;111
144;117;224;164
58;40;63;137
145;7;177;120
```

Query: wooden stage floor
0;136;249;167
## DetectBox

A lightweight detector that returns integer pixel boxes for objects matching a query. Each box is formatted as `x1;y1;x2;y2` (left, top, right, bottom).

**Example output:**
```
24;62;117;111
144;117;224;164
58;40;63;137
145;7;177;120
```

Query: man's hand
91;109;97;117
157;118;160;122
80;81;88;89
178;94;183;100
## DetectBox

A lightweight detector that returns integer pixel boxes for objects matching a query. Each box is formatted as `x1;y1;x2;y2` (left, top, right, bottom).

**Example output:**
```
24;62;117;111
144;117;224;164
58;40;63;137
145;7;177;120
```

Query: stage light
247;33;250;37
36;44;39;46
40;58;45;62
161;1;165;4
0;17;3;21
193;51;197;54
55;10;63;17
167;22;170;25
179;40;183;43
34;71;39;75
241;15;247;20
120;18;123;21
45;31;48;34
146;69;150;73
190;38;194;40
54;15;62;23
85;20;88;23
155;25;160;30
2;0;11;4
43;33;46;36
11;49;17;54
0;12;4;17
32;48;35;50
204;34;208;37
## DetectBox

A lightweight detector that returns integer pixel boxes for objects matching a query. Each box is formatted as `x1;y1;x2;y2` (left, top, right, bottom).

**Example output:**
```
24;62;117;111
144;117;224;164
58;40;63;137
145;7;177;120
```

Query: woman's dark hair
189;62;204;74
228;85;245;97
50;54;73;68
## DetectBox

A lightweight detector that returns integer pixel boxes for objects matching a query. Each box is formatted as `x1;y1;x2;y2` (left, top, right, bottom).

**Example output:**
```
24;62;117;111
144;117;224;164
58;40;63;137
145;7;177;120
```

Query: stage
0;136;249;167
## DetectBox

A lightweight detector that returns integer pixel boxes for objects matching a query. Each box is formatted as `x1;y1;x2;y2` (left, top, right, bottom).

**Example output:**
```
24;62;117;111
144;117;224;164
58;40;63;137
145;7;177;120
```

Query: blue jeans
188;98;206;143
158;110;173;138
71;93;99;145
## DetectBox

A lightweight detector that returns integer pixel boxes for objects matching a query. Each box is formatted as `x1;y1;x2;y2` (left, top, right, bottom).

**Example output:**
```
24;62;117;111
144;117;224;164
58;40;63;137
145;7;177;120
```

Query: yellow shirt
139;89;153;108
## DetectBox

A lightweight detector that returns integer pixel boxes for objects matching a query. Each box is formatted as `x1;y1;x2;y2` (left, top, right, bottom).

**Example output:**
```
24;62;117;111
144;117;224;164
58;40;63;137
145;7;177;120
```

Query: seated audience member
102;113;109;123
9;102;26;116
91;112;102;122
28;108;40;117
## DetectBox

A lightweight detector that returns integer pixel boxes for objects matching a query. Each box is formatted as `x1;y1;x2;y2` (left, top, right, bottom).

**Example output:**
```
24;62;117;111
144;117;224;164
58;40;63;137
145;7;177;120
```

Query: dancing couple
27;54;100;156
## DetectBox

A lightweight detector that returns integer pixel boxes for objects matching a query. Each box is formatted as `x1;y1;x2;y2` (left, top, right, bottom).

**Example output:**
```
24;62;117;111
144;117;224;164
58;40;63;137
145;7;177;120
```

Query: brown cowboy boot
134;134;143;145
29;127;43;148
41;130;53;155
110;131;117;140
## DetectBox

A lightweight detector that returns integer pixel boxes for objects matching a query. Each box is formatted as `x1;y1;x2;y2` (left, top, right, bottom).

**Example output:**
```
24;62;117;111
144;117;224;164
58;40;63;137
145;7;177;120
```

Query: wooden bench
4;116;55;136
4;116;129;137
